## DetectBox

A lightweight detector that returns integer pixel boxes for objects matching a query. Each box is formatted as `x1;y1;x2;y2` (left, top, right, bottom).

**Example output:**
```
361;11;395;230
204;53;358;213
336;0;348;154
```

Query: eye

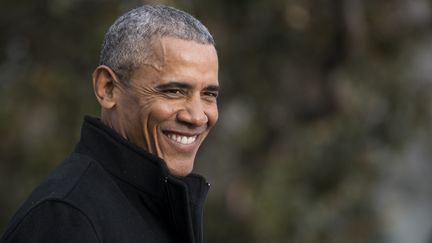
203;91;218;98
162;89;183;96
166;89;181;94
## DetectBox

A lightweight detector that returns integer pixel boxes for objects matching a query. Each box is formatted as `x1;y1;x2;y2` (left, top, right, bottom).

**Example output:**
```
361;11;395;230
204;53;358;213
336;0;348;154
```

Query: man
1;4;218;243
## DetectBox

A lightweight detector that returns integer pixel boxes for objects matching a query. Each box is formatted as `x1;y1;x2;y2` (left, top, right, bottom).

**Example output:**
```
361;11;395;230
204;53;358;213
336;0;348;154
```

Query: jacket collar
75;116;210;242
74;116;209;206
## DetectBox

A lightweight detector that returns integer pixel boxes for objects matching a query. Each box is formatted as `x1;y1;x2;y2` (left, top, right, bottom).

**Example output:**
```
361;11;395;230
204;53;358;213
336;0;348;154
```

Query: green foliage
2;0;432;242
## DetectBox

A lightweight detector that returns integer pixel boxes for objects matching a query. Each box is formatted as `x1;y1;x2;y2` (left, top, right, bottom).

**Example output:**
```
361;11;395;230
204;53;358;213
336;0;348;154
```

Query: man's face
112;37;219;177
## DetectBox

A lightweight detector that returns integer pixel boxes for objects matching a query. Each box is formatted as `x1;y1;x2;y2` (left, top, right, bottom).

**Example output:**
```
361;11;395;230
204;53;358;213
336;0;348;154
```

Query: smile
166;133;197;145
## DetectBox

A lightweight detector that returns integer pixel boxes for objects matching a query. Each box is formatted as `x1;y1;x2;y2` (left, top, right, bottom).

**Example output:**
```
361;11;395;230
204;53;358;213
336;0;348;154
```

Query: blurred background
2;0;432;242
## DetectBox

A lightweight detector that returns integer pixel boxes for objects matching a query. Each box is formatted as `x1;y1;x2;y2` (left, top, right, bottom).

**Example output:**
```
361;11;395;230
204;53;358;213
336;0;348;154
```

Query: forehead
150;37;217;67
130;37;218;86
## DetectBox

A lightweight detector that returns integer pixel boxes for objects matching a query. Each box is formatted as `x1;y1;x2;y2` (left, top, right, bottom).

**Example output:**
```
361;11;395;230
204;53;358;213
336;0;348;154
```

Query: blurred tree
2;0;432;242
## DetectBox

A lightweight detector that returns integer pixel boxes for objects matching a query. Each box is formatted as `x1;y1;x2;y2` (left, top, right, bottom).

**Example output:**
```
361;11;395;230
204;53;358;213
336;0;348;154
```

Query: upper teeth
167;133;197;145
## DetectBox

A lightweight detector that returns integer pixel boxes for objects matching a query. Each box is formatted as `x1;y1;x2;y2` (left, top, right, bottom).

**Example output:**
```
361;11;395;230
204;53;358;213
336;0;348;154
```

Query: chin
166;161;194;177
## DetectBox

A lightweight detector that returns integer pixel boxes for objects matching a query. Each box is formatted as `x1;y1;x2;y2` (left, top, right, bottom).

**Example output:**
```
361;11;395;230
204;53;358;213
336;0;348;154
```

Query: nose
177;95;208;127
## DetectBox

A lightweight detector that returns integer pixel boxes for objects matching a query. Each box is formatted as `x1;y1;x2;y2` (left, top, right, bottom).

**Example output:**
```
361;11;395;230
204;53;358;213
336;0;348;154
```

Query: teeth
167;133;197;145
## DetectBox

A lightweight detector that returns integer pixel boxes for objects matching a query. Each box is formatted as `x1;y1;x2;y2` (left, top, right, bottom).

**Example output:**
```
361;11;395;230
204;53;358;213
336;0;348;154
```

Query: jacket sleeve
2;200;100;243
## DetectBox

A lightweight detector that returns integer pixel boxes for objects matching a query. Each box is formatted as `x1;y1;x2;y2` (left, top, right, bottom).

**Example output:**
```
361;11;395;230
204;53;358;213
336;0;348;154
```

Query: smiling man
95;36;219;177
1;5;218;243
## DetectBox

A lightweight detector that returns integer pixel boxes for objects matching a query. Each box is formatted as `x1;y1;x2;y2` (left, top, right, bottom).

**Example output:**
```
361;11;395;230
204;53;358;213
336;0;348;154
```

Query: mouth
164;132;198;145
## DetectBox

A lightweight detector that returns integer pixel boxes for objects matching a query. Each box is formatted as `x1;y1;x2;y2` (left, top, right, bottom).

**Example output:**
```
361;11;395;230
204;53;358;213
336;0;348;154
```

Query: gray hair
99;4;215;82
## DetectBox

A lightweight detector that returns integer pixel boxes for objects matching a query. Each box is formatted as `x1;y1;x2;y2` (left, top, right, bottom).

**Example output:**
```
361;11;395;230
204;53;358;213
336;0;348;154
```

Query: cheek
141;101;178;125
205;104;219;127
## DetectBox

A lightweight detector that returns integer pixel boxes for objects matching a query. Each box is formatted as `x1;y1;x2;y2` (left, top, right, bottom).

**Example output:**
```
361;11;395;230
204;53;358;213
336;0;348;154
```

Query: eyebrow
155;81;219;92
204;84;220;92
155;81;192;90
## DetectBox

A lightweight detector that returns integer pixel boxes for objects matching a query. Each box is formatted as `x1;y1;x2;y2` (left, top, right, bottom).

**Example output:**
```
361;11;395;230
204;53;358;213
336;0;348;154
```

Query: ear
92;65;119;109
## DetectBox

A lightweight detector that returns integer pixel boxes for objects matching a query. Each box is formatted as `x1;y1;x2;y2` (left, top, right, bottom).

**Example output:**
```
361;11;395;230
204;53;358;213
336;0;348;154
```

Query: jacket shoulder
1;199;101;242
1;153;99;241
20;152;96;204
1;152;173;243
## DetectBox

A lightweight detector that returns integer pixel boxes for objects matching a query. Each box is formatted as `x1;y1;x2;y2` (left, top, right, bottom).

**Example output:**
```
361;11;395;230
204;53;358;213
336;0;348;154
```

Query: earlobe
92;65;118;109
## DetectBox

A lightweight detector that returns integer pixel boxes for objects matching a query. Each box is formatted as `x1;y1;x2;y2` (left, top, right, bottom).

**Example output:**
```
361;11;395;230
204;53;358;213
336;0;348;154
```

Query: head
92;5;219;177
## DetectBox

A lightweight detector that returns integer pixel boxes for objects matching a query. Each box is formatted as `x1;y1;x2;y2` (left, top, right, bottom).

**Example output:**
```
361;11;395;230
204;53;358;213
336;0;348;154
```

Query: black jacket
1;116;210;243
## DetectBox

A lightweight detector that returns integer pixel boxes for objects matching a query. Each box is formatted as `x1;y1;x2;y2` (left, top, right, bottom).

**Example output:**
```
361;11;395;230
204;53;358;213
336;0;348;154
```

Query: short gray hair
99;4;215;82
